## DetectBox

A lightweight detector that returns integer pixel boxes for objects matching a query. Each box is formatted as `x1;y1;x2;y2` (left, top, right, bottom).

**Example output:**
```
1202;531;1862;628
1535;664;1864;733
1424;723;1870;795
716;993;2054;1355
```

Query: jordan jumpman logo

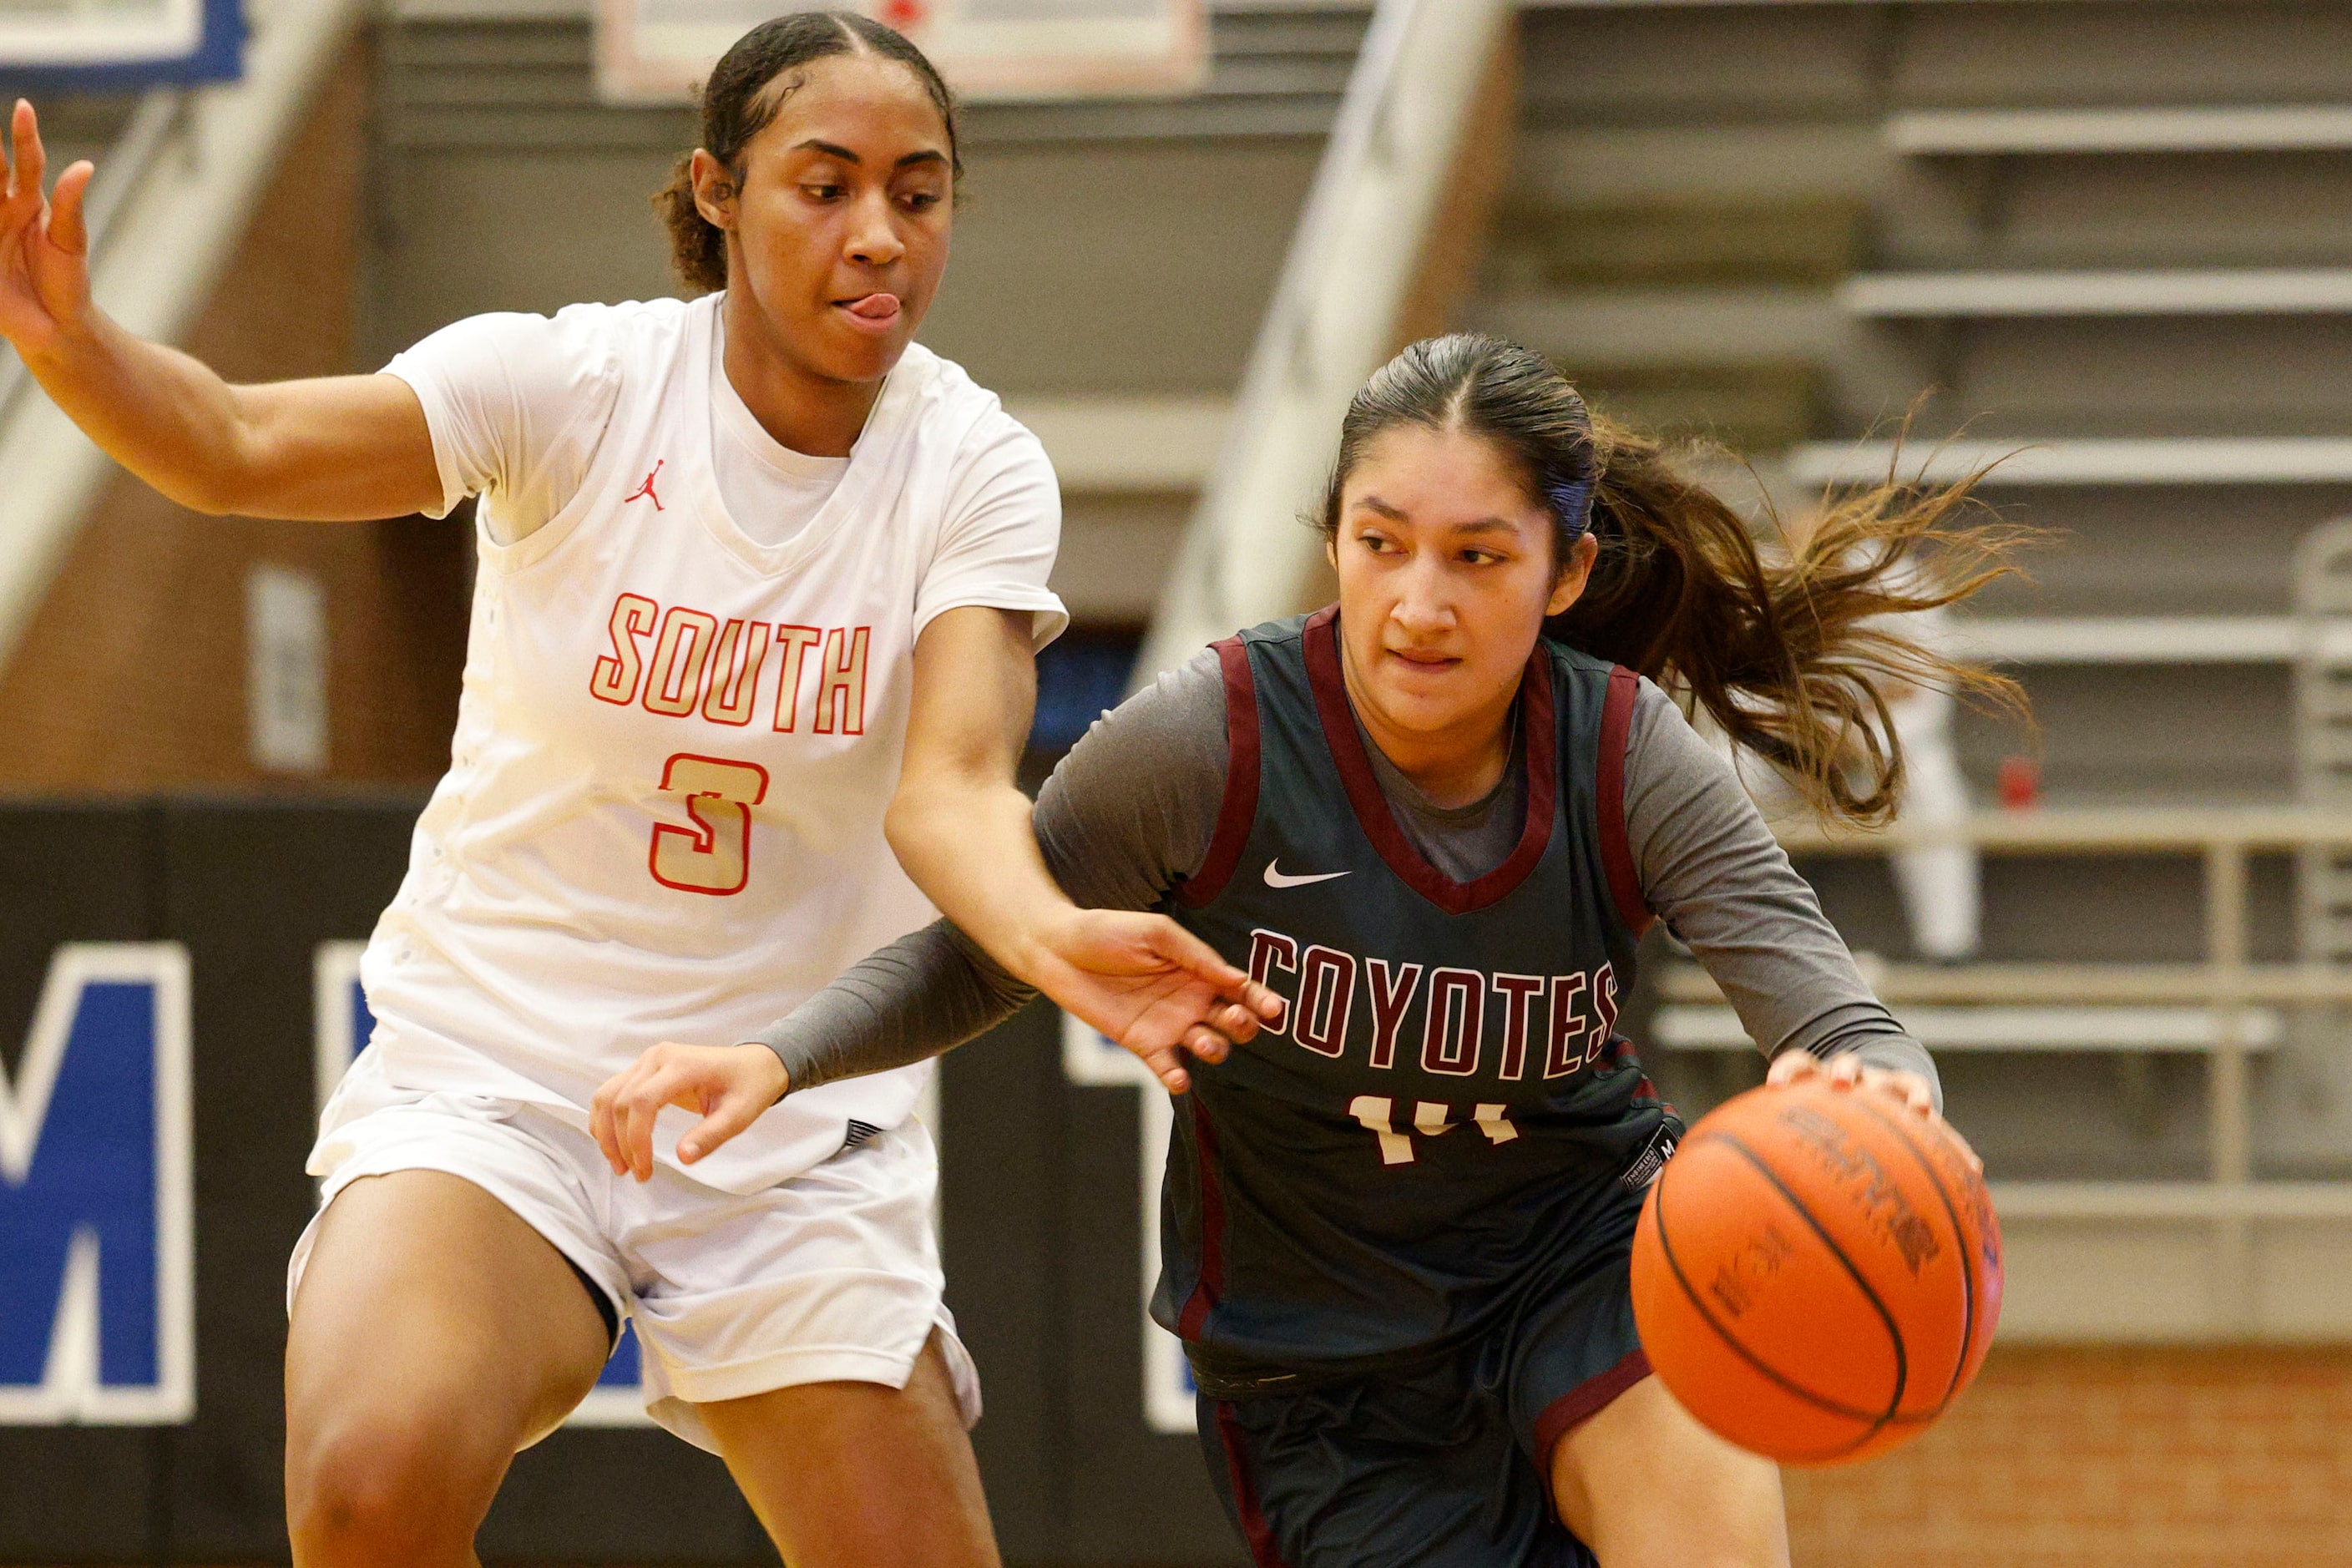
625;460;665;511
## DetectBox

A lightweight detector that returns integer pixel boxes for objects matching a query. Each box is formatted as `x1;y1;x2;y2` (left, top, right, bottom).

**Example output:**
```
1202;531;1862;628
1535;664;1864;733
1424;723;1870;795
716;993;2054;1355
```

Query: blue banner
0;0;242;93
0;943;192;1425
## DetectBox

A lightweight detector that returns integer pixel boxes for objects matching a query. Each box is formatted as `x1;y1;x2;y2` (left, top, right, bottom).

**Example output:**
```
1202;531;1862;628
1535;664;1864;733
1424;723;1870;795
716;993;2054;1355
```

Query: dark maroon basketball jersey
1151;607;1679;1376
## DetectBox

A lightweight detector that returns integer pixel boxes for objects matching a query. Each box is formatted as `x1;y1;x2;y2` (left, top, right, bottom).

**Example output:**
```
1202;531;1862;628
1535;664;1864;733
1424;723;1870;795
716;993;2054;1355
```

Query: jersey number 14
1348;1097;1519;1166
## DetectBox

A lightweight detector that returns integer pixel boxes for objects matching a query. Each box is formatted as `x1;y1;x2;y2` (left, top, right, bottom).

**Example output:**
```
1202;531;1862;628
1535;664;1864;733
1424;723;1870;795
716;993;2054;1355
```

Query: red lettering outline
589;594;658;706
1492;973;1546;1081
1364;959;1421;1070
1292;945;1357;1060
1421;969;1485;1077
1246;929;1298;1036
771;625;823;732
701;620;772;726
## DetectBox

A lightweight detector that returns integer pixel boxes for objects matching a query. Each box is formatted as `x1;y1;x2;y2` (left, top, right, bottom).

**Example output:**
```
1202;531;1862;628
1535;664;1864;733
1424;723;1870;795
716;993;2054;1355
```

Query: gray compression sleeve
746;923;1032;1093
751;652;1227;1092
756;654;1939;1111
1622;680;1941;1110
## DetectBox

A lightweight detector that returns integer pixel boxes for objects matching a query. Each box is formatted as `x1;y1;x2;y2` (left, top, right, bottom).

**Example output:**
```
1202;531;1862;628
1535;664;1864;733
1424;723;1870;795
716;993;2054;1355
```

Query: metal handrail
1642;806;2352;1331
1133;0;1514;685
1666;962;2352;1006
1771;806;2352;855
1676;807;2352;1326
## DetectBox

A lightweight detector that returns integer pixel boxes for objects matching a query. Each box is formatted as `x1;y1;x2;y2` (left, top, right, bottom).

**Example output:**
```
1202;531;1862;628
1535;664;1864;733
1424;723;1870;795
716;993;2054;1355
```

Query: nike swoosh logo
1263;860;1351;890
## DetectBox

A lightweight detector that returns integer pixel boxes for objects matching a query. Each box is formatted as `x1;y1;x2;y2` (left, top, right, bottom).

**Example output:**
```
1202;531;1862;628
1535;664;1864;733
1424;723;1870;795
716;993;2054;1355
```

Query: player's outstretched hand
0;101;97;358
1024;908;1283;1095
1768;1048;1985;1174
590;1040;788;1182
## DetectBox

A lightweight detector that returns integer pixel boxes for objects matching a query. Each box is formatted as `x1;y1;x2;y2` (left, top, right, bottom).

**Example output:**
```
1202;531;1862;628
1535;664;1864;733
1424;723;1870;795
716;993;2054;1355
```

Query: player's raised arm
0;99;442;522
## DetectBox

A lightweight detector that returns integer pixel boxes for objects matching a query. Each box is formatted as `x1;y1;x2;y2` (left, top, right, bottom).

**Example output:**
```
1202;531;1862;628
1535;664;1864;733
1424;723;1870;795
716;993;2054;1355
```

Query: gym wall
6;797;2352;1567
0;42;470;796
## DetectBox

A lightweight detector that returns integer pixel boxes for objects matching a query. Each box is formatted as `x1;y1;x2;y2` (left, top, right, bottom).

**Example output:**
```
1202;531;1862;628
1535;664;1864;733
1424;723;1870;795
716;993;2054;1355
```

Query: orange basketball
1629;1079;2002;1466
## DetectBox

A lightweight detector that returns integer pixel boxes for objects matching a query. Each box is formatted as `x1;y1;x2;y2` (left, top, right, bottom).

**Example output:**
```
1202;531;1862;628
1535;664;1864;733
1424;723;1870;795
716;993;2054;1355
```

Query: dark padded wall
0;805;164;1563
0;799;1247;1565
161;803;420;1560
941;1009;1239;1566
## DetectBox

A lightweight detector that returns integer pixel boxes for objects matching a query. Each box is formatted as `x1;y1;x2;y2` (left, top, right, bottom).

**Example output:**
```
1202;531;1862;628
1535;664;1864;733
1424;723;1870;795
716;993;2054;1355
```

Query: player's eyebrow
1353;497;1519;535
792;139;950;171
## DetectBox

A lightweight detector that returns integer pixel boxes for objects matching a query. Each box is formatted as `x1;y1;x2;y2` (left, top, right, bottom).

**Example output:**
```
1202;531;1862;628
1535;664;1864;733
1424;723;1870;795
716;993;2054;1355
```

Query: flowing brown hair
1317;334;2028;827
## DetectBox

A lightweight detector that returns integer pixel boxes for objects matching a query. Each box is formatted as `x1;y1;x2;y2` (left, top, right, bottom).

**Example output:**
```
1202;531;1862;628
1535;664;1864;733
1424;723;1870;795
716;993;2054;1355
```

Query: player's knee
287;1404;496;1565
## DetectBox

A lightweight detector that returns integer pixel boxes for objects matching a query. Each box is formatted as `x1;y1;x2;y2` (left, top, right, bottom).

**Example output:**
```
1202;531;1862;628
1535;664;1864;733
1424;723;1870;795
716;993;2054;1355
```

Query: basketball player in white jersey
0;14;1272;1565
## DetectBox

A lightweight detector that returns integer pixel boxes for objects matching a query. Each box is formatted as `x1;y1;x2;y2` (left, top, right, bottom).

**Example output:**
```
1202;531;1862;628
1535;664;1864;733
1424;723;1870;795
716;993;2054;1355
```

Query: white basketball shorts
288;1049;980;1453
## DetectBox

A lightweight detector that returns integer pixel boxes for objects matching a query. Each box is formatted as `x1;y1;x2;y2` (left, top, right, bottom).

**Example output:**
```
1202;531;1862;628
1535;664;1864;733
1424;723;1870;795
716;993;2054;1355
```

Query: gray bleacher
1485;0;2352;1189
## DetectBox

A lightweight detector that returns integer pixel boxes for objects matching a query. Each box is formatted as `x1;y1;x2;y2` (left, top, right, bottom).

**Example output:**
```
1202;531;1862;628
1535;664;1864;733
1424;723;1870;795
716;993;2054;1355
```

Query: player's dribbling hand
1767;1049;1985;1175
0;101;97;357
1024;908;1285;1095
589;1040;788;1181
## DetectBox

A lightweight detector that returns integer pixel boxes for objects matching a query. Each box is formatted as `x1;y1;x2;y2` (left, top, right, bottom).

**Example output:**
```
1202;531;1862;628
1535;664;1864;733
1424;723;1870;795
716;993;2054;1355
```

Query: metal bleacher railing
1784;91;2352;680
1783;440;2352;672
1787;437;2352;490
1885;104;2352;156
1748;82;2352;1333
1658;808;2352;1335
1842;269;2352;319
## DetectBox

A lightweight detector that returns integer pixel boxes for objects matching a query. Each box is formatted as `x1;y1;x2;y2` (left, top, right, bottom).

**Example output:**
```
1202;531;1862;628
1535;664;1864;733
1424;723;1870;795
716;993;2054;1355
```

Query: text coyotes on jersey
1247;928;1621;1081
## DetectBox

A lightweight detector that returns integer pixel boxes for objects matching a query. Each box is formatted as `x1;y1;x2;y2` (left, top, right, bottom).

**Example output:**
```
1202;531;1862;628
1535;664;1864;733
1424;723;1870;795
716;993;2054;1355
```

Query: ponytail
1321;335;2027;827
1558;416;2024;824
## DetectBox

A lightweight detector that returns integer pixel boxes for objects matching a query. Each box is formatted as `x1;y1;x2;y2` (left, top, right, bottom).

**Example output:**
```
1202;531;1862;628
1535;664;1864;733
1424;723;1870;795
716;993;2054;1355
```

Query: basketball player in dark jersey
592;336;2003;1566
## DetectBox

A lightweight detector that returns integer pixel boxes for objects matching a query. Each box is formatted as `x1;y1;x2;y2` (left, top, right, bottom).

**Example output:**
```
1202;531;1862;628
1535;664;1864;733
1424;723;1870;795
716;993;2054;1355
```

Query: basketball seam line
1648;1148;1902;1454
1844;1095;1984;1421
1711;1130;1913;1440
1650;1182;1894;1449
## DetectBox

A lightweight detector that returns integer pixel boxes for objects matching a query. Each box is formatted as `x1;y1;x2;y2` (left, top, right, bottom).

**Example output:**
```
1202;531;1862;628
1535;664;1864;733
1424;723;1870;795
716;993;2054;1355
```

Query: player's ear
1545;534;1598;618
690;149;736;232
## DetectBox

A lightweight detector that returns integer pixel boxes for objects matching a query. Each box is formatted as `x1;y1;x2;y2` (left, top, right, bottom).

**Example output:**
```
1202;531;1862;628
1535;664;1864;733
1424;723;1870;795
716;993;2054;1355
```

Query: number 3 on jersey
649;753;769;895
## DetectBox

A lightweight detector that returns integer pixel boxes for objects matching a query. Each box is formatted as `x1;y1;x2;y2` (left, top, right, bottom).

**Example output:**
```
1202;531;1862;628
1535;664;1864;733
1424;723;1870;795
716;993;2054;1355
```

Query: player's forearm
748;920;1034;1094
1781;1010;1943;1113
886;771;1082;987
22;313;436;520
1624;683;1941;1109
889;604;1090;987
23;311;266;513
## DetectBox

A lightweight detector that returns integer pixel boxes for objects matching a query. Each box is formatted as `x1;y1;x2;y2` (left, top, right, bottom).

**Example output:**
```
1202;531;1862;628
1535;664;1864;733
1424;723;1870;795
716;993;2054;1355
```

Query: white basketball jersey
351;296;1055;1193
